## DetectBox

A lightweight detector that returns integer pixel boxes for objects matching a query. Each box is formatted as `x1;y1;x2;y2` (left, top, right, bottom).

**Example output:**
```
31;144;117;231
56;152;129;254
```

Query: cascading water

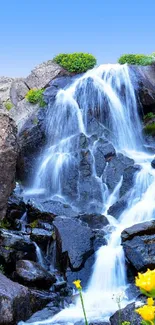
19;64;155;325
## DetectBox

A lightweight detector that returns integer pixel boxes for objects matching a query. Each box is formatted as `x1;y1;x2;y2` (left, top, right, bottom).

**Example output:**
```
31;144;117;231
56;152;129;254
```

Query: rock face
0;112;17;219
15;260;56;289
0;76;14;103
122;220;155;271
0;272;31;324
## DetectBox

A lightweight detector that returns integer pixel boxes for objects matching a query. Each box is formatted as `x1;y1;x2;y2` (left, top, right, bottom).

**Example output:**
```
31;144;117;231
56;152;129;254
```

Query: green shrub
144;112;155;120
4;101;13;111
0;265;5;274
118;54;154;66
25;89;46;107
144;123;155;136
53;52;96;73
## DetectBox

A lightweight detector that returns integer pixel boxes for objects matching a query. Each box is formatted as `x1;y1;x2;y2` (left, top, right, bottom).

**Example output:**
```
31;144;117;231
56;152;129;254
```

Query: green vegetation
0;265;5;274
4;101;13;111
25;89;46;107
53;52;96;73
29;219;39;228
118;54;155;66
144;123;155;136
0;219;11;229
144;112;155;120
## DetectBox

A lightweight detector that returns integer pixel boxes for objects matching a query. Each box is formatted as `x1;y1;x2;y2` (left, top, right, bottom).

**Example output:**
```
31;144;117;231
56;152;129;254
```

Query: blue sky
0;0;155;77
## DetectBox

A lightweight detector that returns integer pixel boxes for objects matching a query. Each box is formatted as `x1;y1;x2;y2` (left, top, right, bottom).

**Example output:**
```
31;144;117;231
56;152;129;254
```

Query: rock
38;200;78;218
0;112;17;219
120;165;141;197
20;301;61;324
151;158;155;168
25;60;70;90
103;153;134;193
53;216;94;271
15;260;56;288
9;98;40;131
0;272;31;324
10;78;29;106
108;195;128;219
29;289;59;315
7;193;26;222
0;76;14;103
121;221;155;271
130;65;155;115
110;302;141;325
16;107;46;184
44;76;75;104
79;214;109;229
30;228;54;250
0;229;37;271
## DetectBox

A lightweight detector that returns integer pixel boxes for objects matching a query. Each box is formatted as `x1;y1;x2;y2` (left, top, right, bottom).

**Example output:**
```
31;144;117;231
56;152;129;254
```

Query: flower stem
79;289;88;325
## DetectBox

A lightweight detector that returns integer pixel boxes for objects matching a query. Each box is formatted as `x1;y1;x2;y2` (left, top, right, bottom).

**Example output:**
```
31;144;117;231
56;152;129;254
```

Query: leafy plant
144;112;155;120
0;219;11;229
118;54;154;66
144;123;155;136
4;101;13;111
53;52;96;73
25;89;46;107
29;219;39;228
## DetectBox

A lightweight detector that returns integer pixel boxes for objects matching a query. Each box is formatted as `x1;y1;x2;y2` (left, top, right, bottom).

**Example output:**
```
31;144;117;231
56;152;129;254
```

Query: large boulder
53;216;94;271
110;302;141;325
25;60;70;90
10;78;29;106
121;220;155;271
15;260;56;289
0;112;17;219
0;272;31;324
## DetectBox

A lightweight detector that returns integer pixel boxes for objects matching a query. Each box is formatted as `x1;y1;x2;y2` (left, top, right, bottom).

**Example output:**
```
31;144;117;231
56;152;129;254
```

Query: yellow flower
148;298;154;306
135;269;155;293
135;304;155;321
73;280;82;290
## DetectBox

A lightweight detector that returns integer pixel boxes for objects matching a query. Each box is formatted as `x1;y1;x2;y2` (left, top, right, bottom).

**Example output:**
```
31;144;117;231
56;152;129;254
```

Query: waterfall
18;64;155;325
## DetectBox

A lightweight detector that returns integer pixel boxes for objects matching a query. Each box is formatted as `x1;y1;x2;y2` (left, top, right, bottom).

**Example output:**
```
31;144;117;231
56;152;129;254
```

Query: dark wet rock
16;107;46;185
122;221;155;271
0;229;36;271
110;302;141;325
121;220;155;242
0;273;31;324
0;112;17;219
130;64;155;115
108;195;128;219
29;289;59;316
44;75;76;104
151;158;155;168
79;149;93;177
39;200;78;218
7;193;26;222
53;280;67;292
26;203;56;223
30;228;55;250
53;216;94;271
15;260;56;289
66;253;95;289
78;176;104;213
103;153;134;192
120;165;141;197
79;214;109;229
21;301;61;324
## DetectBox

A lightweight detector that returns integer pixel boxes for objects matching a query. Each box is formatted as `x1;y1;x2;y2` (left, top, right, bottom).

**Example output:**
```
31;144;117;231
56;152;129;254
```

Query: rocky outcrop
0;272;31;324
0;76;14;104
121;220;155;271
0;112;17;219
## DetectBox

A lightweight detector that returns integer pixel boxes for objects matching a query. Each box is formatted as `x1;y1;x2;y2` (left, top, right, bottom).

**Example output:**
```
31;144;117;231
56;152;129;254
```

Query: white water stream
19;64;155;325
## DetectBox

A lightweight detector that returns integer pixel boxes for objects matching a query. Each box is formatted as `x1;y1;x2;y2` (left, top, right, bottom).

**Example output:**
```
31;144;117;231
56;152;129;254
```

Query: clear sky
0;0;155;77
